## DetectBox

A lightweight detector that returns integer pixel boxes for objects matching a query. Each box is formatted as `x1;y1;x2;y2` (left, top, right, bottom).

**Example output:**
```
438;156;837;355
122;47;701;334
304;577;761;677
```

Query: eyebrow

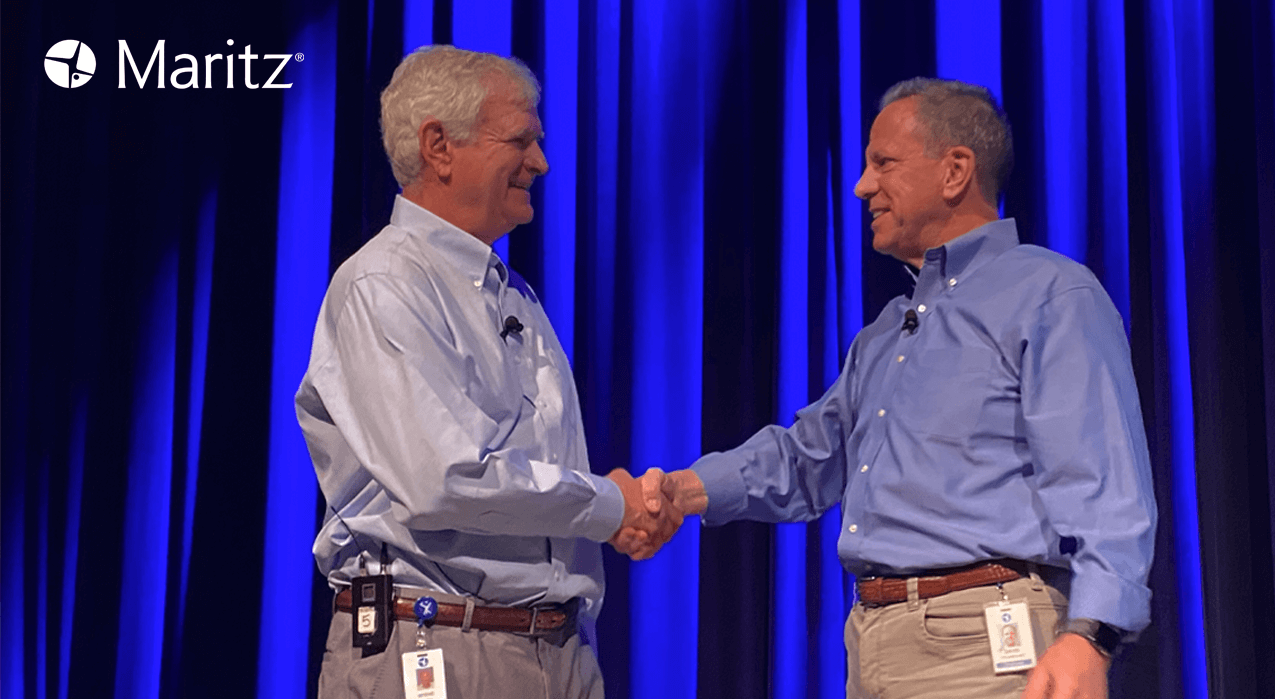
509;125;544;141
865;146;899;161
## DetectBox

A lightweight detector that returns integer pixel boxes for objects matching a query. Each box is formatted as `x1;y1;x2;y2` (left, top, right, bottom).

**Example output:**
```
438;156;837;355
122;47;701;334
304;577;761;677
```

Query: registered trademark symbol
295;53;305;61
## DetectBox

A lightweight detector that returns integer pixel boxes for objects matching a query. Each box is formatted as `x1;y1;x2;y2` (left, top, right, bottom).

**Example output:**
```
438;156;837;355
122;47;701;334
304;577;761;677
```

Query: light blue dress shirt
297;196;624;620
692;219;1157;632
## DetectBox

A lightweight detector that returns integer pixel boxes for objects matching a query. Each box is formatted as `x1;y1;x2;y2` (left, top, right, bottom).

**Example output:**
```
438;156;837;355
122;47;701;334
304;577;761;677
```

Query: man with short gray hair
297;45;679;699
650;77;1156;698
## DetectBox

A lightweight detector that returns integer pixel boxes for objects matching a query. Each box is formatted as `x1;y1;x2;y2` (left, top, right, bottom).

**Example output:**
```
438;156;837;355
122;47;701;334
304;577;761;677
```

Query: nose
527;140;549;177
853;165;875;201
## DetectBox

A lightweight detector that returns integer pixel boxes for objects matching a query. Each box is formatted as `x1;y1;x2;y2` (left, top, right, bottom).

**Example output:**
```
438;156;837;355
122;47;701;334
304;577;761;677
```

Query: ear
418;118;452;179
940;146;976;203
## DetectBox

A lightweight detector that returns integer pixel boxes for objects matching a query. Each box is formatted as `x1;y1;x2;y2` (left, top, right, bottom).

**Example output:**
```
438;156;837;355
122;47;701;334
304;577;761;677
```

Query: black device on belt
350;544;394;655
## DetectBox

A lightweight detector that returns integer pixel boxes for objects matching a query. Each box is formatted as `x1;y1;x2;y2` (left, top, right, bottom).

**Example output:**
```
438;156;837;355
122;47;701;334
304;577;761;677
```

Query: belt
856;560;1030;606
334;589;575;635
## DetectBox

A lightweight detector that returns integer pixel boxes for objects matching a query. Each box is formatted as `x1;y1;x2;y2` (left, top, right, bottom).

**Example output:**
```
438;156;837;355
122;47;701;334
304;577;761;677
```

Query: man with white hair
297;45;677;699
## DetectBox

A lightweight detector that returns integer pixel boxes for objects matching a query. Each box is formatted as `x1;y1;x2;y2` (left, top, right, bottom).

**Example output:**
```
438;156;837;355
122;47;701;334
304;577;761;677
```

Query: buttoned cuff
579;473;626;542
690;452;749;526
1065;564;1152;633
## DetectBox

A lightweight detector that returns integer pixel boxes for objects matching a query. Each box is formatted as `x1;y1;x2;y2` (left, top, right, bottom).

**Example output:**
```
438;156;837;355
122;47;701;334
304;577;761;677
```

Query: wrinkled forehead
479;99;542;137
478;76;542;131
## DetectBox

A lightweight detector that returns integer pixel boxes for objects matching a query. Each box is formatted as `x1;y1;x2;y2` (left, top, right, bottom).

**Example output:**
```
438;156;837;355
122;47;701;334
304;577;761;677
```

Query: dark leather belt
856;560;1029;605
335;589;575;635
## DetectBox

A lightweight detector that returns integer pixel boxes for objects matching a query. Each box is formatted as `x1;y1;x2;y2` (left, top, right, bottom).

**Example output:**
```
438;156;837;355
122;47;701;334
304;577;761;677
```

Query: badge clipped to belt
401;595;448;699
983;584;1038;674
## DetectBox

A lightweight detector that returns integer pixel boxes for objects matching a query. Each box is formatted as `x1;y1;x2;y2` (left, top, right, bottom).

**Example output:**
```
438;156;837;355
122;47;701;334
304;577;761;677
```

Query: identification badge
401;648;447;699
983;600;1038;673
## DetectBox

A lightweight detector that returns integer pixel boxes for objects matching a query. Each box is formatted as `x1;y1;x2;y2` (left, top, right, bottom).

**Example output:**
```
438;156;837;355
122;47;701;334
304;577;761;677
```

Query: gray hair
879;78;1013;204
380;45;541;187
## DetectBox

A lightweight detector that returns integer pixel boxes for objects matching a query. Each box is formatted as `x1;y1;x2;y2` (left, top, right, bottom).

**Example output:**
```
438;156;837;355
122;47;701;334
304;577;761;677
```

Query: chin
510;207;534;225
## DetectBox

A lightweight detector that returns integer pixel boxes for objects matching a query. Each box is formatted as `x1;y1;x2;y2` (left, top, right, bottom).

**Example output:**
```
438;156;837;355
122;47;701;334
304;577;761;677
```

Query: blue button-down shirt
693;219;1156;632
297;196;624;620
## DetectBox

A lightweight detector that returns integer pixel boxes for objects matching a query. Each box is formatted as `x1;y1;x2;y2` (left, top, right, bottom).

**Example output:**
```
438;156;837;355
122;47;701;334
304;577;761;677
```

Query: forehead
868;98;924;150
479;77;542;133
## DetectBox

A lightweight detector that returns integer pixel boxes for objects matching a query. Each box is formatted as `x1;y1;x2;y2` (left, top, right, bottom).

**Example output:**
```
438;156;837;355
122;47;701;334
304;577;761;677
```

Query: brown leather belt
335;589;574;634
856;560;1028;606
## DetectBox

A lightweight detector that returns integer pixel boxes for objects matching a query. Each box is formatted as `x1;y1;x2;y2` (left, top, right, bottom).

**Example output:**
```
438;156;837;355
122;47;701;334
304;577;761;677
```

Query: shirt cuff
578;473;626;542
690;452;749;526
1065;564;1153;633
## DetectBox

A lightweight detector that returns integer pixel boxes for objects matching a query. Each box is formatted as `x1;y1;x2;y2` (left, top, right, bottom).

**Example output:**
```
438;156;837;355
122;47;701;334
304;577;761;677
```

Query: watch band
1060;618;1124;658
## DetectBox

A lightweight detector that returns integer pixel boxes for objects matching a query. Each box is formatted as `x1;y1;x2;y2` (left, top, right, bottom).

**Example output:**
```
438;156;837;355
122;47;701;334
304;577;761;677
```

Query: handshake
604;468;709;560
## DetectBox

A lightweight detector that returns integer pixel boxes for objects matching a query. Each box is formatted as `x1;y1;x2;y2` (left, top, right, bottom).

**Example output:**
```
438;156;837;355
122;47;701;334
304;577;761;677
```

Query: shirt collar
921;218;1020;280
390;195;507;286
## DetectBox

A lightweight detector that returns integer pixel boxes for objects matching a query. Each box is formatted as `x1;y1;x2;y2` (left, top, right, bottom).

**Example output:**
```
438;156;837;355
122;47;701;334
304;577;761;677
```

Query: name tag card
401;648;447;699
984;601;1038;674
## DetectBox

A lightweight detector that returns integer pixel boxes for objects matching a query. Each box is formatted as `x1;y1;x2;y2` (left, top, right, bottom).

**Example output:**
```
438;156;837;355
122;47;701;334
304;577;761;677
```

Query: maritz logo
45;40;96;88
118;40;297;89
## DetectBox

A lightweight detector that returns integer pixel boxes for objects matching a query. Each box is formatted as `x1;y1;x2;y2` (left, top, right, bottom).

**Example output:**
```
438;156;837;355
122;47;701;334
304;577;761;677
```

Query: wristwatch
1060;618;1124;658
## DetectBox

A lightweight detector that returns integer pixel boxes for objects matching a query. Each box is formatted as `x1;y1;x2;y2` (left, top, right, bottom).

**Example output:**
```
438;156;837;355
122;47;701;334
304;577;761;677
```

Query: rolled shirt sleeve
1020;286;1157;632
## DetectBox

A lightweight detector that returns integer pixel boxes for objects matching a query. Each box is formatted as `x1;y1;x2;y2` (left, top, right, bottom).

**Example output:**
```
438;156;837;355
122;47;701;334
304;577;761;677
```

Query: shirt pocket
893;347;995;441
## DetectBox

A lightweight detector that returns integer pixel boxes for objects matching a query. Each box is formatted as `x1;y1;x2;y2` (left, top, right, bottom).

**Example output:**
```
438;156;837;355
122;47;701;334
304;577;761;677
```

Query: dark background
4;0;1274;698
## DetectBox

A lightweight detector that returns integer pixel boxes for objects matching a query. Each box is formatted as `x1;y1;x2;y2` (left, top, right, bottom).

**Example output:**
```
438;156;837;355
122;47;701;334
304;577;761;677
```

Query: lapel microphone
501;315;524;339
902;309;919;334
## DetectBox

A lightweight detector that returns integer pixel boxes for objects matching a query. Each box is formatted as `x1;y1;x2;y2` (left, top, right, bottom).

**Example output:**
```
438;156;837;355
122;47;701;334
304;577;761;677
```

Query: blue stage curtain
256;2;336;698
4;1;1274;698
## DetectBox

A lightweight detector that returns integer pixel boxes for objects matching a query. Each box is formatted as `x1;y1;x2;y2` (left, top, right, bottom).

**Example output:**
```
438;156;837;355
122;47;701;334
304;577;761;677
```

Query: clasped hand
605;468;707;560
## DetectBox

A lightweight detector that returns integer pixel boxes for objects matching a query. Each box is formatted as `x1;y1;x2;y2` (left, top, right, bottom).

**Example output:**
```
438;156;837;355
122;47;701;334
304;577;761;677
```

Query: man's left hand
1021;633;1111;699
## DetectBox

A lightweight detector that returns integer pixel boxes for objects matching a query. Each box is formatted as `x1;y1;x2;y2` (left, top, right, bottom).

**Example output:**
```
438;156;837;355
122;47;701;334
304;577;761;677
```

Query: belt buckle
528;607;539;634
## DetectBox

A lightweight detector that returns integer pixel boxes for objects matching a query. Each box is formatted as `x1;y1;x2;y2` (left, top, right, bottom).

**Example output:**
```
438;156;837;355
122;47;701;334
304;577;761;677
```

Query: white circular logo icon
45;40;96;88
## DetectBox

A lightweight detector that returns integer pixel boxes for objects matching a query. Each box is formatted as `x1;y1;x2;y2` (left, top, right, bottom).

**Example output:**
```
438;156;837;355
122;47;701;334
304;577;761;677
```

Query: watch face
1092;621;1125;654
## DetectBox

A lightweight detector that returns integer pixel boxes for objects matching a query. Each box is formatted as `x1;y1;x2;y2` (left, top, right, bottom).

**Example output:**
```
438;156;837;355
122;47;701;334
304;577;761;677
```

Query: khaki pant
847;573;1069;698
318;606;604;699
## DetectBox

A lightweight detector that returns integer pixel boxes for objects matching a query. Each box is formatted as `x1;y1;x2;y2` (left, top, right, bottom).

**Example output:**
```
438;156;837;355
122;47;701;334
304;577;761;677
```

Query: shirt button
917;304;927;313
860;464;869;473
896;355;905;363
948;278;957;287
848;524;858;533
877;409;886;417
473;279;483;288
